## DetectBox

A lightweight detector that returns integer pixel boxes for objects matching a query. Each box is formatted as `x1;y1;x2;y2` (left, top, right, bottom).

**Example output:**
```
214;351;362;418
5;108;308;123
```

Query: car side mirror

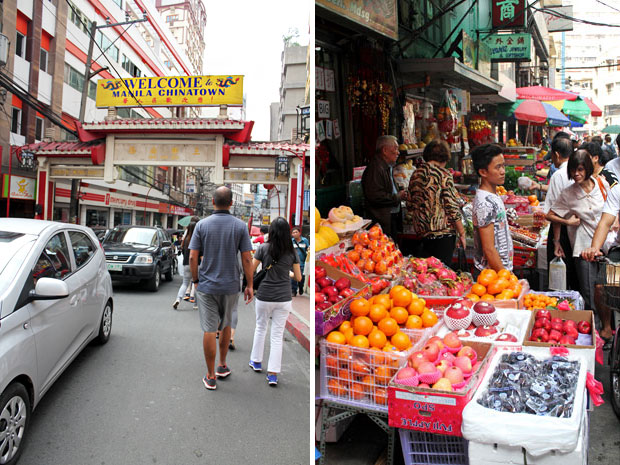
29;278;70;301
162;241;172;247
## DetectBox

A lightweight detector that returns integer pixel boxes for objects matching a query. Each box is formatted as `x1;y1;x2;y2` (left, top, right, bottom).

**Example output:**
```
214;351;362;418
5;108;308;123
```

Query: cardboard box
387;341;494;436
315;261;370;336
492;279;530;310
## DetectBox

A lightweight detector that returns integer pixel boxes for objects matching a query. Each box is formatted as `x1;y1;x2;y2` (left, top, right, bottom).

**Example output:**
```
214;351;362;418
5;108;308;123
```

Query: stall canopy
498;99;570;126
603;125;620;133
516;85;577;101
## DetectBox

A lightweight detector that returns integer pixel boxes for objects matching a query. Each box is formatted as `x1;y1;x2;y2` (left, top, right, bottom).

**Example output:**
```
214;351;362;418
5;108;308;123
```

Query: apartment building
274;44;307;142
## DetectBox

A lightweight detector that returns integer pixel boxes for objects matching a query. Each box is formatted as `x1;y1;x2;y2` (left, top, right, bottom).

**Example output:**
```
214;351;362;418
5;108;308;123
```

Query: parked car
90;226;111;242
0;219;113;465
102;225;175;291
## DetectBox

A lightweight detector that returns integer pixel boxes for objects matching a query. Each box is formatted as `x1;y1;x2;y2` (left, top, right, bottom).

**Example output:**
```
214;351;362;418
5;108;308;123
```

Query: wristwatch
193;279;199;284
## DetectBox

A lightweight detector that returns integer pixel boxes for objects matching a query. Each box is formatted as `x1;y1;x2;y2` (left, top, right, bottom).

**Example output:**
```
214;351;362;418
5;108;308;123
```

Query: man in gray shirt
190;186;254;390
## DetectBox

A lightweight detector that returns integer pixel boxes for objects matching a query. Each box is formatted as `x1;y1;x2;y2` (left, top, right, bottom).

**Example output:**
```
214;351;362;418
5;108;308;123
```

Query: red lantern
263;184;275;190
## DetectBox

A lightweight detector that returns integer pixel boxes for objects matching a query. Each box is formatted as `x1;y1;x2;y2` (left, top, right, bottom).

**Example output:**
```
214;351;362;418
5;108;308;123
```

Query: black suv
102;225;175;291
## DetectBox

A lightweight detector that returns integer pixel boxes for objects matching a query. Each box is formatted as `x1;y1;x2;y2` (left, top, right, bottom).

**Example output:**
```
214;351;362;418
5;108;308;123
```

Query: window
68;231;96;269
16;32;26;59
64;63;84;90
32;233;71;283
40;49;48;72
89;81;97;100
11;108;22;134
607;83;615;93
95;31;119;63
68;2;92;34
35;117;44;140
166;15;178;23
121;54;141;77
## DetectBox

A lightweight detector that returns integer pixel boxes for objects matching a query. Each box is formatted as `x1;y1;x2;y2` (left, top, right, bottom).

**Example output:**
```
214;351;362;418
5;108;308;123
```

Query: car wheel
0;383;31;465
146;265;161;292
164;262;174;282
94;300;113;345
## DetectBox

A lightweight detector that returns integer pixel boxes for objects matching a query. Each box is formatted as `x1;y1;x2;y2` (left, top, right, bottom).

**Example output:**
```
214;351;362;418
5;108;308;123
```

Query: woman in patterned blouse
405;140;467;266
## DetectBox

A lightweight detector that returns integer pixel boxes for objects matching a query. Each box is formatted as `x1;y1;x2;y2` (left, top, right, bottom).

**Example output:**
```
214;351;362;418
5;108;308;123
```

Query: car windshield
0;232;36;297
104;228;157;246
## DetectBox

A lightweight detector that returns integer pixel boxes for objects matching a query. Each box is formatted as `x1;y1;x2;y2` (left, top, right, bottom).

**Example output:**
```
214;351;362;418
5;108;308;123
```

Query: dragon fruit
436;267;457;281
447;282;466;296
409;258;428;274
425;256;443;270
416;273;435;286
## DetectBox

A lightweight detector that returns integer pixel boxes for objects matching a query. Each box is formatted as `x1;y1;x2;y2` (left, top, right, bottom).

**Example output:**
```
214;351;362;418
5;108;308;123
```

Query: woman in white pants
173;221;197;309
249;217;302;386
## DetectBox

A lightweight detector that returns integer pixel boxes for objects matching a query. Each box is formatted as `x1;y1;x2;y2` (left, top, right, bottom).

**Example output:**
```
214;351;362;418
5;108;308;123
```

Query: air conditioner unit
0;34;9;68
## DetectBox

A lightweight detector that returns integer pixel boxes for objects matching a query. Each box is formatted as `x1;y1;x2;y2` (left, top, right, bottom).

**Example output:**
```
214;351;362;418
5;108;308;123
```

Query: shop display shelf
399;429;469;465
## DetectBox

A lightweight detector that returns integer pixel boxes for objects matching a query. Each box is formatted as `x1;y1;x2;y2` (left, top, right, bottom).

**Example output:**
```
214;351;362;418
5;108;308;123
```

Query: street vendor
361;135;407;236
471;144;513;274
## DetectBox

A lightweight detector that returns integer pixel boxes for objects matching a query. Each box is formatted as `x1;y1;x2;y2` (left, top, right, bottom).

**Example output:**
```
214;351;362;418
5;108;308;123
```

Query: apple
444;366;464;385
564;319;577;329
322;286;339;297
445;302;473;330
417;361;438;375
559;335;576;345
329;294;345;304
396;367;417;380
408;351;429;370
551;317;563;326
454;356;473;374
548;329;562;342
472;301;498;326
565;326;579;340
443;332;462;349
446;304;470;319
427;336;444;351
535;309;551;320
436;360;451;374
334;277;351;291
418;383;430;389
457;346;477;362
531;328;549;342
453;298;474;309
467;323;476;330
316;267;327;280
495;333;518;343
432;378;453;391
577;320;591;334
551;321;563;333
473;301;496;314
455;329;471;338
534;318;549;329
474;325;498;337
316;277;333;289
316;301;332;311
422;344;440;363
339;288;356;298
315;292;328;304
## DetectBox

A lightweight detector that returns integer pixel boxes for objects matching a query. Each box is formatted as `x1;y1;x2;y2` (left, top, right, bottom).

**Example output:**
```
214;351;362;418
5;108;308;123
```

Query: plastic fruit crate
399;429;469;465
401;303;447;342
319;333;426;412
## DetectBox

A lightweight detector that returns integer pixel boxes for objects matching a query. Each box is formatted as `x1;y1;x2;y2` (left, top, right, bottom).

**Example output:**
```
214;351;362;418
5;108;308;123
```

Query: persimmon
350;298;370;317
372;251;384;263
353;316;373;336
361;249;373;260
374;260;388;275
391;331;411;351
354;243;364;254
364;260;376;273
390;306;409;325
357;259;367;271
368;225;382;240
347;250;361;263
359;231;370;245
368;304;388;323
378;317;399;337
369;239;382;251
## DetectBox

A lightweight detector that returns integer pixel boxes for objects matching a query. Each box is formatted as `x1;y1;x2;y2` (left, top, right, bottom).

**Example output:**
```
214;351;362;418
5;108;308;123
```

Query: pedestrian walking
603;134;617;159
190;187;254;391
172;221;197;310
249;217;302;386
291;226;309;296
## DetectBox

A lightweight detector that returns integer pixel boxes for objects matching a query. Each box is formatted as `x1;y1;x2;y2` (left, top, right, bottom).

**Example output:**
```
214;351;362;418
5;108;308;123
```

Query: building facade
275;44;308;142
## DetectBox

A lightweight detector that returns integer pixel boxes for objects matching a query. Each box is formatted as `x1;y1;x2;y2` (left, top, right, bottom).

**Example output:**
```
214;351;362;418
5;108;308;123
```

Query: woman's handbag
243;260;276;291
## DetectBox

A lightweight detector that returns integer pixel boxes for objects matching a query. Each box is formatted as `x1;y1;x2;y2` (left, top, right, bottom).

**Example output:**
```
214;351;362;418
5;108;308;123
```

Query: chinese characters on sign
316;0;398;40
115;142;217;165
492;0;525;29
483;33;531;62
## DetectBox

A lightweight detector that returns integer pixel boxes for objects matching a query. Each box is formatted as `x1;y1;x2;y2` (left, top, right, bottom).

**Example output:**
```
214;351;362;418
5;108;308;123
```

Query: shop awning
397;57;503;97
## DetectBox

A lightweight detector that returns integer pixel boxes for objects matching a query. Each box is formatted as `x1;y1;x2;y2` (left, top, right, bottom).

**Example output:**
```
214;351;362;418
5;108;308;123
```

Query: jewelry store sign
483;33;531;62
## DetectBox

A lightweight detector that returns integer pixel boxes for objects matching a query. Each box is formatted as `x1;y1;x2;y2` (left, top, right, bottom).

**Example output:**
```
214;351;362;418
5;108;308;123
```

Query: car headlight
134;254;154;264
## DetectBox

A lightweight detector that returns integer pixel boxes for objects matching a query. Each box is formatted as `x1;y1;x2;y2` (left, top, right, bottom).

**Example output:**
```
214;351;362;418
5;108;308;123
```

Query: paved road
19;271;311;465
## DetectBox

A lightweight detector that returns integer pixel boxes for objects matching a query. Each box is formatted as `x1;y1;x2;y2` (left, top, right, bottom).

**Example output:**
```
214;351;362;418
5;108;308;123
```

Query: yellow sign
95;75;244;107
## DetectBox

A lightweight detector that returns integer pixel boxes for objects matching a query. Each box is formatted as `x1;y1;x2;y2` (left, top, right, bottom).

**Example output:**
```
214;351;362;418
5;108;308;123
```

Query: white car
0;219;113;465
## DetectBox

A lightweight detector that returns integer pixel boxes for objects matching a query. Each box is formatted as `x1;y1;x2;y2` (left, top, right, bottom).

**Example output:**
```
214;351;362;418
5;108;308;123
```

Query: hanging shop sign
95;75;244;107
2;174;35;200
317;100;330;119
543;6;573;32
483;33;531;62
316;0;398;40
492;0;526;29
477;40;492;77
316;67;325;91
462;32;476;70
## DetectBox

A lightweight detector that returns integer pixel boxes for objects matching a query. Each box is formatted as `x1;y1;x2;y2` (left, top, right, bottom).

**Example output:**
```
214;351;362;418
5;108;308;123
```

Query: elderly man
361;135;407;236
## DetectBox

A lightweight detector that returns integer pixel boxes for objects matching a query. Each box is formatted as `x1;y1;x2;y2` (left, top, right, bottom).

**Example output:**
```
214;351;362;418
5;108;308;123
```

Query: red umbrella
582;97;602;117
516;85;578;101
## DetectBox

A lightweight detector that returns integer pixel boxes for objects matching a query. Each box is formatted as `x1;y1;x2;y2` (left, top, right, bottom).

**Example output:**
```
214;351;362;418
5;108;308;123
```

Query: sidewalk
288;294;310;351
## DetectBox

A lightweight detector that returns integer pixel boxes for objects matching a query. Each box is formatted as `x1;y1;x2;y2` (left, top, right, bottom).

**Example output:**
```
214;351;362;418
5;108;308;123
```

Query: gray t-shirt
254;243;299;303
189;211;252;294
472;189;514;271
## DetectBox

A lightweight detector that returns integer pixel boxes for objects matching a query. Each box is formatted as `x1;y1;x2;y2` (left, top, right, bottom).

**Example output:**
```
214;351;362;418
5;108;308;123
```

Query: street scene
316;0;620;464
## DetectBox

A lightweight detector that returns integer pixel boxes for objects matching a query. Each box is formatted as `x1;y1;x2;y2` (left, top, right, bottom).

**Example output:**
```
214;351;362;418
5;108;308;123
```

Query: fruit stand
315;209;603;465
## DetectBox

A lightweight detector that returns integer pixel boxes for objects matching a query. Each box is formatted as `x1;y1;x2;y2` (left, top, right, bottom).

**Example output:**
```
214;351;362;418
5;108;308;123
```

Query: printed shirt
605;157;620;183
552;180;607;257
405;163;462;238
472;189;513;271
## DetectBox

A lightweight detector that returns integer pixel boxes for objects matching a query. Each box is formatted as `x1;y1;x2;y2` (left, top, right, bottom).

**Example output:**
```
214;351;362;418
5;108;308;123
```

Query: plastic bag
437;89;458;135
549;257;567;290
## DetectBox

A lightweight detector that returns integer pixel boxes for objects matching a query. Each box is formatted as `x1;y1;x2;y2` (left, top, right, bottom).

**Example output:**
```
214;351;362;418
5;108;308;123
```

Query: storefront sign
492;0;526;29
462;32;476;70
185;175;195;194
316;67;325;91
477;40;492;77
483;33;531;62
324;69;335;92
2;174;35;200
317;100;330;119
316;121;326;141
223;170;289;184
114;141;217;165
50;166;105;179
105;193;138;208
96;75;244;107
317;0;398;40
543;6;573;32
158;203;192;215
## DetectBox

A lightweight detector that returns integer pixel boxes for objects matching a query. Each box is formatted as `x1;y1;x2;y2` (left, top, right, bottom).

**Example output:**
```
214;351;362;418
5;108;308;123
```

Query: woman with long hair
248;217;302;386
173;221;197;310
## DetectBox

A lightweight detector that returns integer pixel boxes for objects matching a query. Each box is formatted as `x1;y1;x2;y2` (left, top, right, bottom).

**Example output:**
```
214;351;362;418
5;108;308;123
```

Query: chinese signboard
2;175;35;200
114;141;217;166
50;166;105;179
483;33;531;62
492;0;526;29
316;0;398;40
96;75;244;107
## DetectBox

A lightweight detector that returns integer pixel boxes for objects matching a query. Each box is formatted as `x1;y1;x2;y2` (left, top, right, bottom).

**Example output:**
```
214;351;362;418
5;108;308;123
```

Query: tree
283;27;300;47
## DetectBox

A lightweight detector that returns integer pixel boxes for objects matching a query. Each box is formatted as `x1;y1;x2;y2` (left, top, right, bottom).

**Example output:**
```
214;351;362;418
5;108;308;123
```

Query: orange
373;294;392;309
501;288;515;299
478;269;498;286
528;195;538;203
487;278;509;295
327;378;346;396
377;317;399;337
374;365;394;385
465;293;480;302
342;327;355;343
364;260;376;273
421;310;438;327
337;345;352;361
368;330;388;349
375;387;388;405
337;369;352;385
497;269;511;280
389;285;407;299
390;306;409;325
370;350;387;366
374;261;388;275
371;251;384;263
509;274;519;283
391;288;413;308
481;294;495;301
350;298;370;317
350;360;370;376
471;283;487;297
405;314;423;329
354;243;364;254
350;334;370;349
391;331;411;351
407;299;425;315
357;259;366;271
350;382;365;400
353;316;373;336
368;304;388;323
361;249;373;260
326;331;346;345
339;320;352;332
347;250;360;263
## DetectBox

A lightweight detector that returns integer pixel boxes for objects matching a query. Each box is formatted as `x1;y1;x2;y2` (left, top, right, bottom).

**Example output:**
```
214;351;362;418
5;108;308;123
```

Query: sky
202;0;310;141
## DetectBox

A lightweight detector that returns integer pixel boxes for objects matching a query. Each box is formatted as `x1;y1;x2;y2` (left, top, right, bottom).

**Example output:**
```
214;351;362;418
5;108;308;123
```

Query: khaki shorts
196;291;238;333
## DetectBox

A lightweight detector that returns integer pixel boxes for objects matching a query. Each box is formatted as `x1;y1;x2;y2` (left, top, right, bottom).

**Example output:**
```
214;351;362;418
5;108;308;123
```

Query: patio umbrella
497;99;570;126
177;215;194;227
545;97;591;123
516;85;578;101
583;97;602;117
602;125;620;134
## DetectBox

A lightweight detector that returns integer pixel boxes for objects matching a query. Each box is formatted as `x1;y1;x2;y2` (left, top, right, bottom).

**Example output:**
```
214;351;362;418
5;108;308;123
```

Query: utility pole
70;14;148;223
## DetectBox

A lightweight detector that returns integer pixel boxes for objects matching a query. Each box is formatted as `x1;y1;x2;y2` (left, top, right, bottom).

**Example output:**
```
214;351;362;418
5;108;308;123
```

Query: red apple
422;344;440;363
329;294;345;304
334;277;351;291
418;383;430;389
316;277;333;289
551;321;563;333
315;292;328;304
417;361;438;375
316;301;332;311
563;320;577;333
565;326;579;340
548;329;562;342
427;336;444;351
453;298;474;309
446;305;470;319
534;318;549;329
396;367;417;380
577;320;591;334
454;356;473;374
443;332;462;349
339;288;356;298
473;301;496;314
559;335;576;345
457;346;477;362
322;286;339;297
495;333;518;343
474;325;498;337
444;366;464;384
316;267;327;280
535;309;551;320
436;360;451;374
531;328;549;342
408;351;429;370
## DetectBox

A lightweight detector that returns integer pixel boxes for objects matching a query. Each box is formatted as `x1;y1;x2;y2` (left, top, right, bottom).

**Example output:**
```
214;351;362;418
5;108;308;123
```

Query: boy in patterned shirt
471;144;513;274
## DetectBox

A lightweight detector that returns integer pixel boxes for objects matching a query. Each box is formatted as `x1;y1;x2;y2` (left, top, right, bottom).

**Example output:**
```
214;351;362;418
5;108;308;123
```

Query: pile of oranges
528;195;540;207
465;268;522;301
524;293;558;311
346;225;404;275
